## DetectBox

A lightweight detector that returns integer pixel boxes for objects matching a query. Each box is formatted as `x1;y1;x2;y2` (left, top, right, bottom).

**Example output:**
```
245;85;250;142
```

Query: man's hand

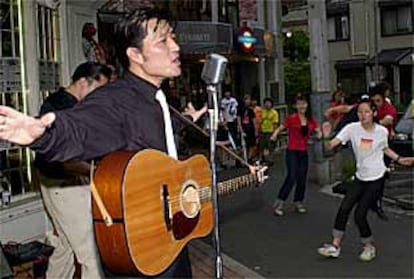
379;115;394;127
324;107;333;119
322;121;332;137
0;106;55;145
183;102;207;122
248;165;269;183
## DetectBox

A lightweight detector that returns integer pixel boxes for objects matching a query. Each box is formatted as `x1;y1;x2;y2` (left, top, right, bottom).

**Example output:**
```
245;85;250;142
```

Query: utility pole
307;0;331;185
268;0;285;104
211;0;218;23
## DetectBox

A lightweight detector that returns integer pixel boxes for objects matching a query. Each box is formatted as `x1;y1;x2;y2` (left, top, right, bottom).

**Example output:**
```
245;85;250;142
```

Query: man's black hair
368;84;386;98
263;97;274;107
114;7;172;70
71;62;112;83
377;81;392;93
358;95;377;112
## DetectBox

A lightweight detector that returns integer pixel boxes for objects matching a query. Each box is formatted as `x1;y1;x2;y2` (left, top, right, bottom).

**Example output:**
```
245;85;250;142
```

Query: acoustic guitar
92;149;263;276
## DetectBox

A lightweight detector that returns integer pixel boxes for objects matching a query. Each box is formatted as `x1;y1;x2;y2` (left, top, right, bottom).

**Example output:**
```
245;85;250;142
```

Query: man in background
259;97;279;164
36;62;111;279
221;91;239;147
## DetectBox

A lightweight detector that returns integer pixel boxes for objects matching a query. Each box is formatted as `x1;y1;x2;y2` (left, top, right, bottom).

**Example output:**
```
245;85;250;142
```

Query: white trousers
40;176;104;279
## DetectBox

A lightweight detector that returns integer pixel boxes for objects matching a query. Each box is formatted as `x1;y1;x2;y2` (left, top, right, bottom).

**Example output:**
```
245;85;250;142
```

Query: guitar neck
200;173;258;202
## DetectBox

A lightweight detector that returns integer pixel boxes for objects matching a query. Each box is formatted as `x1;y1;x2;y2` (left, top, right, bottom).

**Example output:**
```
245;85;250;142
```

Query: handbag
2;241;54;266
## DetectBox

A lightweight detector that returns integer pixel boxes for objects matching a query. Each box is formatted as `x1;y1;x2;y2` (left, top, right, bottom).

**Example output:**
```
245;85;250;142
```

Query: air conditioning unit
37;0;61;9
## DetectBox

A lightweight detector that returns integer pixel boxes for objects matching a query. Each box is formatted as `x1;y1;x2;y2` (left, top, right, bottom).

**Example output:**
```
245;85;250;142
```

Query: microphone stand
206;84;223;279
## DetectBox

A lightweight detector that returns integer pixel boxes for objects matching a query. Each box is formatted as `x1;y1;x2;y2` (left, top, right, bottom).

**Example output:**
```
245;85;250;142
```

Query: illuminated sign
238;26;257;53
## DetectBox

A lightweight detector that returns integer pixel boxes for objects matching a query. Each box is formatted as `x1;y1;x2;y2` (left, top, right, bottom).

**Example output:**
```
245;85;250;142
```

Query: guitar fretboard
199;173;258;202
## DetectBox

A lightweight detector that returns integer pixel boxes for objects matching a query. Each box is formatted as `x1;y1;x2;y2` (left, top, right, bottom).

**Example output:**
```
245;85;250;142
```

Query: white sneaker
317;243;341;258
273;200;284;216
295;203;307;214
359;245;376;261
273;206;284;216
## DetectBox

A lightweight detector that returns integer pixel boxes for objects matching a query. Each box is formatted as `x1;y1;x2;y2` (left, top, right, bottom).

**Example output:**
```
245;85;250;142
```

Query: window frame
380;3;414;37
0;0;19;58
327;12;350;42
36;4;60;62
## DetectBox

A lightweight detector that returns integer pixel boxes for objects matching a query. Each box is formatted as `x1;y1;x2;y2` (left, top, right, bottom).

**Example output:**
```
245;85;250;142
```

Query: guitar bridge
162;184;172;231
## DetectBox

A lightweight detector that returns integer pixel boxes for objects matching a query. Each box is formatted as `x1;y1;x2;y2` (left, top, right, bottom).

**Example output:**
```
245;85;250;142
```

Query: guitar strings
167;187;210;204
167;177;257;204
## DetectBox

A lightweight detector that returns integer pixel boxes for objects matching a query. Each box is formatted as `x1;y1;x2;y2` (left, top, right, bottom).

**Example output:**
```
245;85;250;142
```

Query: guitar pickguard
172;211;200;240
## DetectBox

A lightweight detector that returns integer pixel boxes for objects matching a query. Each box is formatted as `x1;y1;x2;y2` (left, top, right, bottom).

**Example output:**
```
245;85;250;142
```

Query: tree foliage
284;30;310;62
283;30;311;100
284;62;311;101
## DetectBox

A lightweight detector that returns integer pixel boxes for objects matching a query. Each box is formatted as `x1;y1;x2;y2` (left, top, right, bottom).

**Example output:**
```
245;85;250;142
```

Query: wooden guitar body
92;149;213;276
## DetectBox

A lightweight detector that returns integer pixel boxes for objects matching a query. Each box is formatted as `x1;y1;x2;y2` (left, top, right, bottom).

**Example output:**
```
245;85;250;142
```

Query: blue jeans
277;150;309;202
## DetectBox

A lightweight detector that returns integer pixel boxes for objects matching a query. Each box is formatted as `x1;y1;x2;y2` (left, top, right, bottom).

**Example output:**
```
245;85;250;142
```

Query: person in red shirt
270;94;322;216
370;85;397;137
325;84;346;129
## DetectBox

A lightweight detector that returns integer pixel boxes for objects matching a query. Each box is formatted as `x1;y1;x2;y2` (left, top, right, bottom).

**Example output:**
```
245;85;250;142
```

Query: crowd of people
0;6;412;278
217;82;413;263
218;92;280;167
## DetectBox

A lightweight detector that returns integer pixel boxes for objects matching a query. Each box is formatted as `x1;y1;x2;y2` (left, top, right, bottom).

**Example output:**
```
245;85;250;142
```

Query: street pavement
211;152;413;279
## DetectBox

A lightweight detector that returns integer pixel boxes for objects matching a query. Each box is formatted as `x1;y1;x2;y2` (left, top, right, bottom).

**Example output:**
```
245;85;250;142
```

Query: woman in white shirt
317;99;414;262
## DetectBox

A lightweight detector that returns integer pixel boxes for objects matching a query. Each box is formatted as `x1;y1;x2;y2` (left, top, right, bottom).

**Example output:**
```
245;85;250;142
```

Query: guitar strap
89;160;113;227
169;105;251;168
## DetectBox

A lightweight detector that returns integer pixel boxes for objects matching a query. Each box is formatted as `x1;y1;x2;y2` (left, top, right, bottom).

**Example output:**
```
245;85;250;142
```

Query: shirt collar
124;70;161;102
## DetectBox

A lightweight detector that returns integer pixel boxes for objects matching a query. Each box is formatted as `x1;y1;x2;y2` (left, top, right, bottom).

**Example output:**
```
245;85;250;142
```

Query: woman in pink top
270;94;321;216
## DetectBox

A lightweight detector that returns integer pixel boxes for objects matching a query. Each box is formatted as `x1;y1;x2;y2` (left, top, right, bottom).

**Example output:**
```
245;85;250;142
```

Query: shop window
37;4;59;62
381;4;413;36
327;13;349;41
168;0;210;21
37;4;60;93
224;0;239;26
0;0;19;57
0;0;33;202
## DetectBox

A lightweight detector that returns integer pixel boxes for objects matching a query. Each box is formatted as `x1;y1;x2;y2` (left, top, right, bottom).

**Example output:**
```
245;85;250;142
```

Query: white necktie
155;90;178;159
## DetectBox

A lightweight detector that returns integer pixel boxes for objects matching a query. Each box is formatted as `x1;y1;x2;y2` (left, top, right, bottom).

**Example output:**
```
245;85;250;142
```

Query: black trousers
334;176;384;239
277;150;309;202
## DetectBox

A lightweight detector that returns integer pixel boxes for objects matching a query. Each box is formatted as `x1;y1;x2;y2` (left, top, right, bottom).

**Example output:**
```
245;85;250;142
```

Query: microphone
201;53;228;85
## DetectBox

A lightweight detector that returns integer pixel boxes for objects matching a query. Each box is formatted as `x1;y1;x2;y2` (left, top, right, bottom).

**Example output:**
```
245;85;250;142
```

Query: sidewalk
189;240;265;278
216;152;414;278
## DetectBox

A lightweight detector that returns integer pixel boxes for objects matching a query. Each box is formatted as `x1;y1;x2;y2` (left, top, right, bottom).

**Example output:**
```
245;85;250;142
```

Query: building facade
328;0;413;105
283;0;413;106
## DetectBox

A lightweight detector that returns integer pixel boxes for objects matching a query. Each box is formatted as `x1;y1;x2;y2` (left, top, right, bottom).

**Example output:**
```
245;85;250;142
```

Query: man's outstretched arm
0;106;55;145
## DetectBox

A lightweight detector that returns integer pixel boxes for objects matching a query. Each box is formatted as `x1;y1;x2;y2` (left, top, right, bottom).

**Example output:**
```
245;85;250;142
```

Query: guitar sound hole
180;182;201;219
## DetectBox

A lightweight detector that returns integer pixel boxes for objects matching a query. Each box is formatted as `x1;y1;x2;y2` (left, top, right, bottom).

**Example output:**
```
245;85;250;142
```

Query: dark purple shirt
31;71;186;162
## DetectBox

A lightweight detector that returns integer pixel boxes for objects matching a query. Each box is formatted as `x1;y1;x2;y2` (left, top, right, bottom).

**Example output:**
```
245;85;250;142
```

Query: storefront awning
335;58;366;69
378;0;412;7
326;0;349;16
367;48;414;65
175;21;233;54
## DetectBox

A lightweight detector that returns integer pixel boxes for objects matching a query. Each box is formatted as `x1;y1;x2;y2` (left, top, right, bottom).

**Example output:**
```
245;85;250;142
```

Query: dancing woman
318;99;414;261
270;94;321;216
